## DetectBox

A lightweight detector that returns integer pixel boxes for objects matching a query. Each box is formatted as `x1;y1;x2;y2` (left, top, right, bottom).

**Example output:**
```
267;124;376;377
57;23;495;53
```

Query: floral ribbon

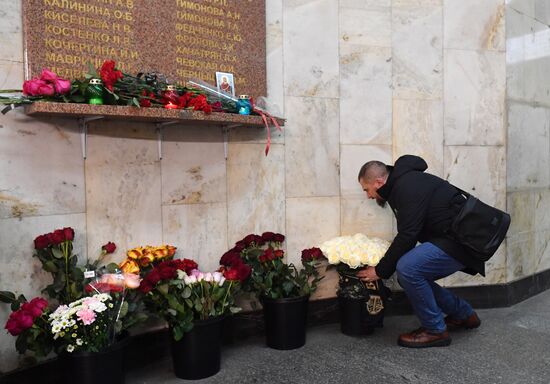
251;98;283;156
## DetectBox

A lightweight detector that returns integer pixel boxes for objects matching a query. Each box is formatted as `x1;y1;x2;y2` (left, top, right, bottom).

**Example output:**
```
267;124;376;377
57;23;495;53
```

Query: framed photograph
215;72;235;96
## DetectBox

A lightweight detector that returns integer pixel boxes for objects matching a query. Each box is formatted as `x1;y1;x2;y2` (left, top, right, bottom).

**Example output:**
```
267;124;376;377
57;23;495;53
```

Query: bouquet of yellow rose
119;244;177;276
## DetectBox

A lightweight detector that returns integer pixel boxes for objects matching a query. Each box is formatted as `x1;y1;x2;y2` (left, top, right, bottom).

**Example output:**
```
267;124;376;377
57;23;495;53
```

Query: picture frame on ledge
215;72;235;96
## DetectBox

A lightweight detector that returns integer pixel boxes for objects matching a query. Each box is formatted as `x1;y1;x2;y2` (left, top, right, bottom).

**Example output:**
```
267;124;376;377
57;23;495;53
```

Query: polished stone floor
128;290;550;383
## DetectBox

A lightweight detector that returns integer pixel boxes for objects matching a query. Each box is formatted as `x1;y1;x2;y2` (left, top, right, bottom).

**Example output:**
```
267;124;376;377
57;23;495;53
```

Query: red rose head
102;242;116;254
5;318;22;336
139;280;153;294
264;248;275;261
224;268;240;281
236;263;251;282
261;232;276;242
63;227;74;241
34;234;50;249
274;249;284;259
273;233;285;243
49;229;65;245
220;250;242;267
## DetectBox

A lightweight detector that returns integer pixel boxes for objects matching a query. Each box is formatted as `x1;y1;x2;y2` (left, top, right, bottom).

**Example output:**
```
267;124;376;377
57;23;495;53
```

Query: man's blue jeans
396;242;474;333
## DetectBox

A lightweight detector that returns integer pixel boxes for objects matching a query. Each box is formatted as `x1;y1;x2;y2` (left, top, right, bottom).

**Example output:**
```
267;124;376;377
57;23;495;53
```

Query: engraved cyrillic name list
38;0;137;78
174;0;244;87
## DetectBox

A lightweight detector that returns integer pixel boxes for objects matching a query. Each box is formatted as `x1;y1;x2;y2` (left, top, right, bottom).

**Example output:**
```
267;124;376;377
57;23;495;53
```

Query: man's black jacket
374;155;485;279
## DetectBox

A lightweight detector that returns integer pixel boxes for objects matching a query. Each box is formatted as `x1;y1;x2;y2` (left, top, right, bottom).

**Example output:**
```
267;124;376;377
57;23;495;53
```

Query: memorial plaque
23;0;266;97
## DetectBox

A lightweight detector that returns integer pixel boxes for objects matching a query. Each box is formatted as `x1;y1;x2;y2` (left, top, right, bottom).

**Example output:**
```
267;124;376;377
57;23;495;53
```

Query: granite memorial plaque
23;0;266;97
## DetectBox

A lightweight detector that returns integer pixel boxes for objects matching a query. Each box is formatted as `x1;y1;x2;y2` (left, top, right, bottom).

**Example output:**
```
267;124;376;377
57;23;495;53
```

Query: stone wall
505;0;550;281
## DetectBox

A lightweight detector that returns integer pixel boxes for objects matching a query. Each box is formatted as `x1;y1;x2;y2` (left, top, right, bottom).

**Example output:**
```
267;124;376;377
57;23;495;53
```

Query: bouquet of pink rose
0;294;52;357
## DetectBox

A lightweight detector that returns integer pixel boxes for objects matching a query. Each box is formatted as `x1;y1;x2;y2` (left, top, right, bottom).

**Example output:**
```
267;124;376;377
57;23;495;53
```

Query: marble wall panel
444;146;506;209
0;213;86;373
0;0;23;62
283;0;339;97
506;9;550;104
285;196;340;266
507;190;536;237
392;99;443;177
340;144;392;198
392;2;443;100
161;127;226;205
340;0;391;8
535;229;550;273
266;0;284;117
505;0;535;19
341;197;394;241
439;246;507;286
285;96;340;198
507;103;550;190
340;45;392;145
444;49;506;146
162;203;228;272
85;122;162;262
444;0;505;51
507;231;536;280
534;188;550;231
339;3;391;48
0;111;85;219
227;143;285;245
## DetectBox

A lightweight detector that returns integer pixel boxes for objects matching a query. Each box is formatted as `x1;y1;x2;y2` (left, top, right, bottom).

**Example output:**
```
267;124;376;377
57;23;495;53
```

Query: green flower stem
62;241;70;302
220;280;233;314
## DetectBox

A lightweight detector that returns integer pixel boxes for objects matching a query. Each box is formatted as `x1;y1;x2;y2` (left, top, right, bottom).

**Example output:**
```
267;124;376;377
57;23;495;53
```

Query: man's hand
356;266;380;283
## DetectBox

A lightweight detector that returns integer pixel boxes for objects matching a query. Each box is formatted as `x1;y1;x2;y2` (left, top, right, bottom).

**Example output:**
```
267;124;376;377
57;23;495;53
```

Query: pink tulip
54;78;71;94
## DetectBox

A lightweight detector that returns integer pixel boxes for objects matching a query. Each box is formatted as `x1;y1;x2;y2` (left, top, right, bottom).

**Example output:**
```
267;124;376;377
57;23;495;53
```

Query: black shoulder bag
449;187;511;262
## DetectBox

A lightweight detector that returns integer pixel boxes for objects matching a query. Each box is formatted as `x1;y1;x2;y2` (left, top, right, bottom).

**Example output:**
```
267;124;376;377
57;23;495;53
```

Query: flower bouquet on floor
220;232;325;350
321;233;391;336
139;258;243;380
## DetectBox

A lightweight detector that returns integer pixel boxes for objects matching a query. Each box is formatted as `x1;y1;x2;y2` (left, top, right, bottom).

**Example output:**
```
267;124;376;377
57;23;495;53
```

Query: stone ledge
25;102;285;128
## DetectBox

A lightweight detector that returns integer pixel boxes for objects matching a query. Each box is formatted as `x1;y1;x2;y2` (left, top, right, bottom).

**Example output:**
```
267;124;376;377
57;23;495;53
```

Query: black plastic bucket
170;316;224;380
261;295;309;350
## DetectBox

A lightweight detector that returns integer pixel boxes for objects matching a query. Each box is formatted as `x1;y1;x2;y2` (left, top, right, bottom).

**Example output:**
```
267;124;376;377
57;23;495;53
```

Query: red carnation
100;60;123;91
102;242;116;254
62;227;74;241
34;234;50;249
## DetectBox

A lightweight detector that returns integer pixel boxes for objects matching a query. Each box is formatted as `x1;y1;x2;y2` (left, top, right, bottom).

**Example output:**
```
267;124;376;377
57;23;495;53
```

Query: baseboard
2;268;549;383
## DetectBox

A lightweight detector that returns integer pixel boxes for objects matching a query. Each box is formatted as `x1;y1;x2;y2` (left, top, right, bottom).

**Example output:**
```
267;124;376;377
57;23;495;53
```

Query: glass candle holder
86;78;104;105
163;84;179;109
237;95;251;115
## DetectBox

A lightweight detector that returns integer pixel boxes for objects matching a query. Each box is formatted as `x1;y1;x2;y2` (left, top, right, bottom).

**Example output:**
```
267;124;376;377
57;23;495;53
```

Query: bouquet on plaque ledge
138;258;243;380
320;233;392;336
0;61;236;114
219;232;325;350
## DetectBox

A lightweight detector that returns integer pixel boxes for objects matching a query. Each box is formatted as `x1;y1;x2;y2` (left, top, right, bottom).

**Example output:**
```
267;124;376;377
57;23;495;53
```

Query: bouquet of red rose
0;293;52;357
139;258;242;340
220;232;325;300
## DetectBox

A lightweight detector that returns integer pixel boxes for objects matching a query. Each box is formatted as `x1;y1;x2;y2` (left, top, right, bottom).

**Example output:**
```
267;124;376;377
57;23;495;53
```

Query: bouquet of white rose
320;233;391;336
320;233;389;269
